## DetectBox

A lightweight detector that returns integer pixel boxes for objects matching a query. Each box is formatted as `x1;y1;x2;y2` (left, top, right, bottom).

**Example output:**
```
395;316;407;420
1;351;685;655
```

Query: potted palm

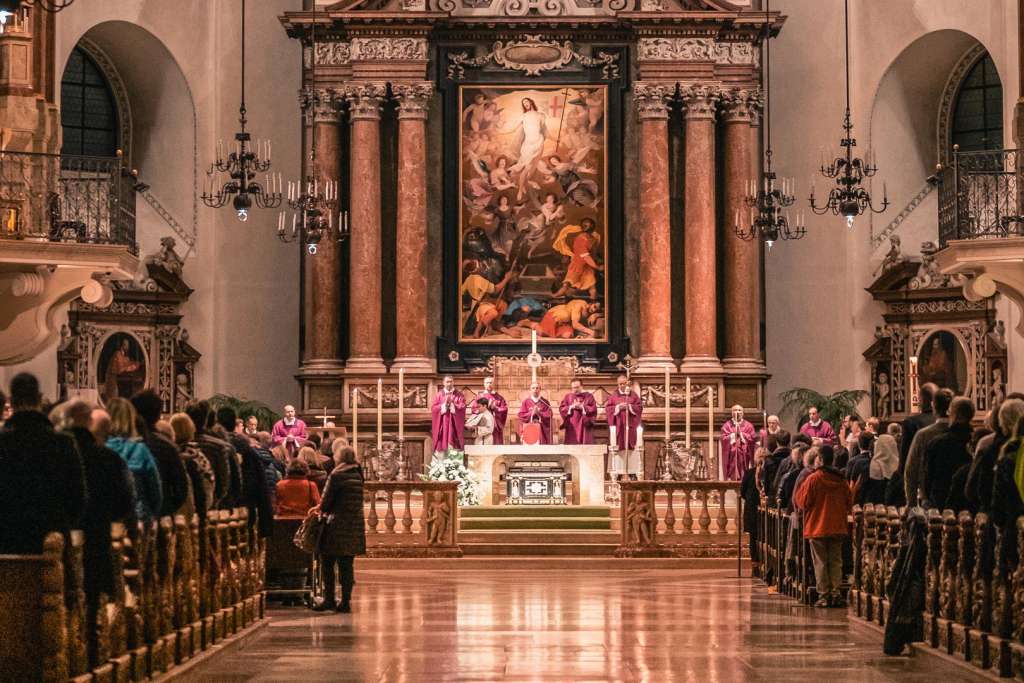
778;387;870;431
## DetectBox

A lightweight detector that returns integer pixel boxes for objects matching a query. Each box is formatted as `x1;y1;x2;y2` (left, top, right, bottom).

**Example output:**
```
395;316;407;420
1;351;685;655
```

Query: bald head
64;400;92;429
90;409;111;442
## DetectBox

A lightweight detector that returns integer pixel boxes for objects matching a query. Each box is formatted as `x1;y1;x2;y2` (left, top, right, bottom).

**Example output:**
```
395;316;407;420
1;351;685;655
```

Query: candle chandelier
0;1;75;34
735;0;804;249
202;0;281;222
277;5;349;254
809;0;888;227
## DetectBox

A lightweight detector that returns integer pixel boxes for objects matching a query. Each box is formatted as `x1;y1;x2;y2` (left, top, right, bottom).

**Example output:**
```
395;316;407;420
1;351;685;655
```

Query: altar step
459;505;612;531
459;530;619;556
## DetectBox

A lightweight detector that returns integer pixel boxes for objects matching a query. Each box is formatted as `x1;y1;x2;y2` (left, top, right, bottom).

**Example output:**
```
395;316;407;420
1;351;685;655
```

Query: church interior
1;0;1023;680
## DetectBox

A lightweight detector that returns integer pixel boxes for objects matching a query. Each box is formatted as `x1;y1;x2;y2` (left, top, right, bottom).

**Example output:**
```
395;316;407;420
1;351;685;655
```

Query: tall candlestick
685;377;691;448
708;387;715;478
531;329;537;354
664;367;670;441
352;387;358;454
398;369;405;440
377;378;383;451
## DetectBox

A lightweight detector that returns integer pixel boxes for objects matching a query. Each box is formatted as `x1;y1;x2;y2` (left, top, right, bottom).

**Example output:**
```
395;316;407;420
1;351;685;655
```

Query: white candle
531;329;537;354
609;424;617;449
664;367;670;440
377;378;383;451
708;387;715;477
352;387;358;453
685;376;691;448
398;369;405;440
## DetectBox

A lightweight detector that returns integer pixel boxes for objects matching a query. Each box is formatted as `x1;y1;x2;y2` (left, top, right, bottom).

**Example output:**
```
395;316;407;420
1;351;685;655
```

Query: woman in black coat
313;446;366;612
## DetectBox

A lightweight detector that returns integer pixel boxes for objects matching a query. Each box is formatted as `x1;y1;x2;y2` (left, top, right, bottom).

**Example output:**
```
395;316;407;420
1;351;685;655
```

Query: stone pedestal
392;83;434;373
680;85;722;372
721;89;762;371
345;84;387;374
634;83;675;372
465;444;608;506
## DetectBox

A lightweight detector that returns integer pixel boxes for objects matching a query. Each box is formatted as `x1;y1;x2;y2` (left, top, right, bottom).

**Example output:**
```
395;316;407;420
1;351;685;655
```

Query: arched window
951;54;1003;152
60;47;119;157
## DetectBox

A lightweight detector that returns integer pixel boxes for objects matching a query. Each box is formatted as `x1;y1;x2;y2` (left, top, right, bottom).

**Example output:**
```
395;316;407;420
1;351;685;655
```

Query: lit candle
377;377;383;451
685;376;691;448
664;367;670;441
352;387;358;453
398;368;405;440
707;386;715;477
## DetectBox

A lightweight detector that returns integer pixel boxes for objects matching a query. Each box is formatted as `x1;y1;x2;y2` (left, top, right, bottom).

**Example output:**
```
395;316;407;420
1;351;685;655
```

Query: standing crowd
742;382;1024;611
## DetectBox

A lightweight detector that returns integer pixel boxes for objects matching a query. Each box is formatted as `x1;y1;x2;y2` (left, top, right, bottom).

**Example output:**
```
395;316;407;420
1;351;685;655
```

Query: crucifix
318;405;336;428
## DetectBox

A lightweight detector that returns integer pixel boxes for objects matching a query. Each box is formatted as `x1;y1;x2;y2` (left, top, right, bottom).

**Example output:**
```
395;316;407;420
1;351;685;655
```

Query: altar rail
614;481;743;559
364;481;462;558
756;500;1024;678
0;508;263;683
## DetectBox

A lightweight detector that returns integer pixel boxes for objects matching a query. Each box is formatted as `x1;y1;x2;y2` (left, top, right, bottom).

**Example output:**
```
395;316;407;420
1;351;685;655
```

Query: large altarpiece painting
439;44;629;372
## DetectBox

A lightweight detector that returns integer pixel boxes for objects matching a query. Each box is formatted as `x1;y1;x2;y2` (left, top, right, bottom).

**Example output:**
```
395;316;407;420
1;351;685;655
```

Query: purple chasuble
605;390;643;450
431;390;467;453
559;391;598;445
518;396;553;444
720;418;757;480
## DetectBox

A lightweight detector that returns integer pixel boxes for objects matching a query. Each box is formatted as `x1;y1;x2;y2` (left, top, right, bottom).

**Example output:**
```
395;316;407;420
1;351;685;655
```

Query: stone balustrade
364;481;462;558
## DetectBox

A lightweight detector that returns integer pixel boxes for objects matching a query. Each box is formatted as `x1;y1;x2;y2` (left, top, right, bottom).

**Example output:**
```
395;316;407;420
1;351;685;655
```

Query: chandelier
202;0;281;222
277;6;349;254
809;0;888;227
0;1;74;33
735;0;804;250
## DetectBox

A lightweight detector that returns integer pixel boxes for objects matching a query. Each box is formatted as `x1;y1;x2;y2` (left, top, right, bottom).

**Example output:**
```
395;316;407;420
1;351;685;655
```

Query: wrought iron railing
938;147;1024;246
0;150;139;254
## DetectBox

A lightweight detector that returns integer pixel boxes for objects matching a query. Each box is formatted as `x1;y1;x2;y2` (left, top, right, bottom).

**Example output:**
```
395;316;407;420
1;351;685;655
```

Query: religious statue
559;378;598;444
874;370;891;420
991;364;1006;408
424;491;450;546
271;405;308;457
873;234;905;277
625;493;654;547
518;381;553;444
431;375;467;461
145;236;185;277
720;405;756;481
473;376;508;443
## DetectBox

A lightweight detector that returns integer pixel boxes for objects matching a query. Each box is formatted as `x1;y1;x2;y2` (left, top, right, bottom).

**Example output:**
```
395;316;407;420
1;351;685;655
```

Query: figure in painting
541;150;599;208
920;333;961;393
505;97;548;201
552;218;603;299
536;299;601;339
101;335;145;403
517;191;565;259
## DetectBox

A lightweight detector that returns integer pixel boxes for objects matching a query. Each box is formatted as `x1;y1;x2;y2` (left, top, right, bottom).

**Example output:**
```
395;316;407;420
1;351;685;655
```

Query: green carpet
460;505;610;519
459;517;612;530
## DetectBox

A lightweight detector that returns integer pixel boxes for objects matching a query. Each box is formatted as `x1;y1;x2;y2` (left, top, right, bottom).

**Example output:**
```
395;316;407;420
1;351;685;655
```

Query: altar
466;445;607;506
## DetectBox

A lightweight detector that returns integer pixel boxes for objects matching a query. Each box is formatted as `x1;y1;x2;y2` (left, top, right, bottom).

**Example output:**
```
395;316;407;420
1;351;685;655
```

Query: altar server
474;376;508;445
559;378;598;445
431;376;466;461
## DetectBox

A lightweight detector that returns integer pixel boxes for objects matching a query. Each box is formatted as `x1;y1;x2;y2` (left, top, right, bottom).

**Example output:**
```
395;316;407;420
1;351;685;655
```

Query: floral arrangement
421;450;481;506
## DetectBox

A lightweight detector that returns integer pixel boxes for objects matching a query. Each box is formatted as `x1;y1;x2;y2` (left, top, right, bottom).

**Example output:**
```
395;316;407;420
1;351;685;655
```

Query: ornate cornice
679;83;722;120
637;37;759;66
719;87;762;124
393;82;434;120
341;83;389;120
447;34;619;80
307;42;352;67
351;37;429;61
299;88;343;124
633;82;674;120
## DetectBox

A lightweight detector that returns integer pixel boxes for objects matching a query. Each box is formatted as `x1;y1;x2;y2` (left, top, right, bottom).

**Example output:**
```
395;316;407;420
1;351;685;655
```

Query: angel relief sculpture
459;85;609;342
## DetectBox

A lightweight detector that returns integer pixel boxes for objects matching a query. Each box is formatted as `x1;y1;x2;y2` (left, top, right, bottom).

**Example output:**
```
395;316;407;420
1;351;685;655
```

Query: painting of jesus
459;85;608;343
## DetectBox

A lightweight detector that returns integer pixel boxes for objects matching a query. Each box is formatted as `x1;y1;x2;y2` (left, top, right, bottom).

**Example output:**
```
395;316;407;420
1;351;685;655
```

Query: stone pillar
345;83;387;374
721;88;762;370
634;82;675;372
680;84;722;372
305;92;344;369
392;82;434;373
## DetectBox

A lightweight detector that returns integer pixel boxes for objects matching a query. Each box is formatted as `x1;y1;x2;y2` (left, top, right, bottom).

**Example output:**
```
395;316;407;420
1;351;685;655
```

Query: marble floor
193;569;986;682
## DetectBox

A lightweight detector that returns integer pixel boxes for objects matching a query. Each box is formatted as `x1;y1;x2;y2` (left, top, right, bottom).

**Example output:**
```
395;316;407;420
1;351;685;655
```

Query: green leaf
777;387;871;431
206;393;281;432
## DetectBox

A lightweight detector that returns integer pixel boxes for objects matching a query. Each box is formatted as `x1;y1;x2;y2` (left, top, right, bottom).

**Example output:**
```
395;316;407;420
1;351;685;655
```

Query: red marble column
306;93;343;366
680;85;722;372
721;89;763;370
345;84;387;374
634;83;675;372
392;83;433;373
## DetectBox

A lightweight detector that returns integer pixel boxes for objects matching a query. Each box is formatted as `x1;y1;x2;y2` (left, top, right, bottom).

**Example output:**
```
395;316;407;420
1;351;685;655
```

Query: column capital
299;88;342;124
340;83;388;121
392;82;434;121
633;82;674;120
720;87;763;125
679;84;723;121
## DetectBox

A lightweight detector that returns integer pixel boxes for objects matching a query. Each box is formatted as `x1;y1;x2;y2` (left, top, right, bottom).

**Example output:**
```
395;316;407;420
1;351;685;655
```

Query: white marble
466;445;608;506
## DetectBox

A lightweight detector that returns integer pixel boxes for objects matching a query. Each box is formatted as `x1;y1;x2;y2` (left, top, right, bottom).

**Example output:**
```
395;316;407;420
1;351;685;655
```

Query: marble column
721;89;763;370
680;84;722;372
345;83;387;374
392;83;434;373
304;91;344;370
634;82;676;372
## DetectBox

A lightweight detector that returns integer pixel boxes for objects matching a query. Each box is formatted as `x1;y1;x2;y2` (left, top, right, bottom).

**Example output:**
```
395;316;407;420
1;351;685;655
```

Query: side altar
466;444;607;506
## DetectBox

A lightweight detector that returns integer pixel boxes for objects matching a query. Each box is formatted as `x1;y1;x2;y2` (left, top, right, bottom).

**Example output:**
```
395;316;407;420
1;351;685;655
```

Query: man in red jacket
794;445;852;608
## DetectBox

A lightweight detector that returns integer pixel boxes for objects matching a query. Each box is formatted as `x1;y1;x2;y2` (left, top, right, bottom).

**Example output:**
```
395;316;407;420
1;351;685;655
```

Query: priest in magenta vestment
721;405;757;480
518;382;553;444
431;376;466;459
559;379;598;445
605;375;643;451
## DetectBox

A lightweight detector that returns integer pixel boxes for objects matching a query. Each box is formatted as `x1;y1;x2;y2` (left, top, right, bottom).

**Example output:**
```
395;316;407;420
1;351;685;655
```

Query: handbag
293;508;324;554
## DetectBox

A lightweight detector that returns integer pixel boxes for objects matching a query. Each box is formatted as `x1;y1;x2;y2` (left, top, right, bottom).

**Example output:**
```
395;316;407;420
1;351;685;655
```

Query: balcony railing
0;150;139;255
938;147;1024;246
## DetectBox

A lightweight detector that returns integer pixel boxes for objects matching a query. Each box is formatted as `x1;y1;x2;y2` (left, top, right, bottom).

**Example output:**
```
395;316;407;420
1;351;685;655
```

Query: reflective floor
195;569;986;682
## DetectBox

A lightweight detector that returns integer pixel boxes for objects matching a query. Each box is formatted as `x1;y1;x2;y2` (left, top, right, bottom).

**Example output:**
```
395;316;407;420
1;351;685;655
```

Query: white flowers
422;450;481;506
